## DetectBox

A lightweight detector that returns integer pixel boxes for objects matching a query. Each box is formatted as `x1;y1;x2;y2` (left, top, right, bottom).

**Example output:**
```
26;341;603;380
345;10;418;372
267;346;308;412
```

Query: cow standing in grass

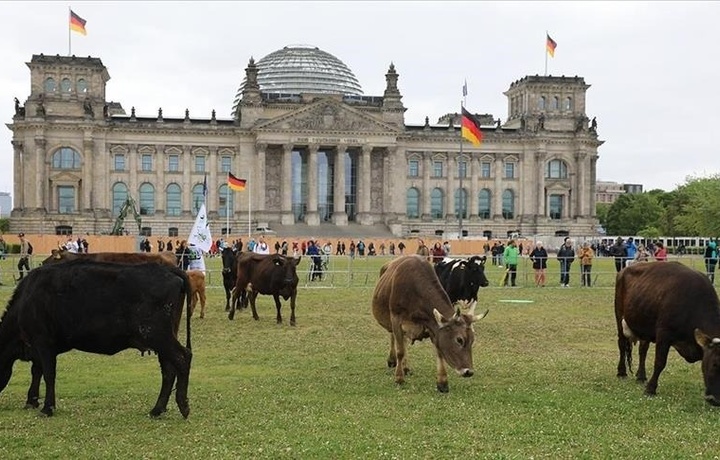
434;256;490;303
0;260;193;417
229;253;301;326
372;255;488;392
615;261;720;405
221;247;238;312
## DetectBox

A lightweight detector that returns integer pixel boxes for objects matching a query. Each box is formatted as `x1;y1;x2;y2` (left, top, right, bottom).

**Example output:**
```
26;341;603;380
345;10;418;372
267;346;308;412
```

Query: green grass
0;255;719;459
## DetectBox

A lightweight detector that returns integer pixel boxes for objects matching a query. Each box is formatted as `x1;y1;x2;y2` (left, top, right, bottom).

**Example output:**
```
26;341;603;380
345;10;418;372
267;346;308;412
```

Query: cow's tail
614;270;633;376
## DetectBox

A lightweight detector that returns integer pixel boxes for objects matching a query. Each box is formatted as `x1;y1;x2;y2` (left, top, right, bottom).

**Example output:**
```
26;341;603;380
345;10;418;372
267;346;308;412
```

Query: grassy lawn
0;255;718;459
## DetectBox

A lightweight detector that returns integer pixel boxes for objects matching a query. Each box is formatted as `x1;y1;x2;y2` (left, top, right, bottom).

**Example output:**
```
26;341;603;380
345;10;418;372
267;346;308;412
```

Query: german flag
228;172;247;191
546;33;557;57
461;107;483;147
70;10;87;35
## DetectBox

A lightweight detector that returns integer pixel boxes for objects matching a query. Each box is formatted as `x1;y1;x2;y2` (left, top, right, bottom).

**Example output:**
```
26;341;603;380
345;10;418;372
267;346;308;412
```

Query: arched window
60;78;72;93
139;183;155;216
51;147;81;169
546;159;568;179
44;77;56;93
564;97;573;111
218;184;234;218
478;189;491;219
551;96;559;110
192;184;204;215
166;183;181;216
454;188;468;219
112;182;128;217
502;189;515;219
430;187;444;219
538;96;546;110
406;187;420;218
76;78;88;94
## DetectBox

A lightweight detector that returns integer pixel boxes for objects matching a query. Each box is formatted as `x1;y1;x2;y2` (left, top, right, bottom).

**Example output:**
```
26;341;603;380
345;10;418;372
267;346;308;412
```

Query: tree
605;193;663;235
671;176;720;236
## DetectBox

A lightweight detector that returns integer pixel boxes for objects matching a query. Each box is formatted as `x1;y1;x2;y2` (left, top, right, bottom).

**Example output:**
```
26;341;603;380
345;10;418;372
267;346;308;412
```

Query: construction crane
110;196;142;236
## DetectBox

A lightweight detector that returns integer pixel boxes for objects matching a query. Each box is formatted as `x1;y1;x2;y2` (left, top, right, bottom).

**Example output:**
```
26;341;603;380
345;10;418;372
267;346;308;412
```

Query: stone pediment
255;99;398;134
49;170;82;183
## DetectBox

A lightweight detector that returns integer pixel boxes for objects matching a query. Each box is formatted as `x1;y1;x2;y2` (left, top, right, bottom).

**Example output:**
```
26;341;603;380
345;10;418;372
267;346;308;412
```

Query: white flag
187;203;212;252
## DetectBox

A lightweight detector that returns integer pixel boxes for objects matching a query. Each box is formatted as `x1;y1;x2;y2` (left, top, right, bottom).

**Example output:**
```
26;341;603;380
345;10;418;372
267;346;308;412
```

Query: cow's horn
474;309;489;322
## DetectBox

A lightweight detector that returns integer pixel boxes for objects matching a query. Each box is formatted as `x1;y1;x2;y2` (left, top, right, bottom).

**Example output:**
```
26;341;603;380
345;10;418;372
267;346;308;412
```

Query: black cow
434;256;490;303
615;261;720;405
221;247;238;312
0;260;193;417
229;253;301;325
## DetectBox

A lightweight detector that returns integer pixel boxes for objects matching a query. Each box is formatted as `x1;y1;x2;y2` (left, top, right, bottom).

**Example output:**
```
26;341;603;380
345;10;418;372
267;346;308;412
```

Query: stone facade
8;53;603;239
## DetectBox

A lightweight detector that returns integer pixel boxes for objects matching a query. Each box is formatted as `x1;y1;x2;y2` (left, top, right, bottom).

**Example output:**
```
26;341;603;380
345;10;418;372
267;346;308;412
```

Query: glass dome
233;45;363;112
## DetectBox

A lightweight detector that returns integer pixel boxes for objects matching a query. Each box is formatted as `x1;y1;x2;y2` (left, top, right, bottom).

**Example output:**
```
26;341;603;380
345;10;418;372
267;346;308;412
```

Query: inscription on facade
292;137;365;145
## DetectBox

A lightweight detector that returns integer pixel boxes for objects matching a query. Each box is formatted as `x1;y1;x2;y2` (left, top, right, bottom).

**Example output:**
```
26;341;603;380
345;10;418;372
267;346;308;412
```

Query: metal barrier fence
0;253;715;290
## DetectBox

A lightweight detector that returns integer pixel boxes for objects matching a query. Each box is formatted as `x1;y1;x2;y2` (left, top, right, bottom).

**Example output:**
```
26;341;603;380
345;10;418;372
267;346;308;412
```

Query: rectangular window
168;154;179;172
481;161;491;178
408;159;419;177
114;154;126;171
549;194;563;219
168;227;179;237
195;155;206;173
220;156;232;173
458;160;467;179
504;162;515;179
141;154;152;172
433;161;443;178
58;186;75;213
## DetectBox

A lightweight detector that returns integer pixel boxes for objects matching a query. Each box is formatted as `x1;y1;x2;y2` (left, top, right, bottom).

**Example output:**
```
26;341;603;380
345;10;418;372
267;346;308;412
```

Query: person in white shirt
65;236;79;253
254;236;270;255
187;243;206;273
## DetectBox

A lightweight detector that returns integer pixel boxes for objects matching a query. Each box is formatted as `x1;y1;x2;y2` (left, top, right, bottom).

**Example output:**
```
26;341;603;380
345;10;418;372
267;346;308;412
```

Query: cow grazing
187;270;207;319
372;255;488;392
221;247;238;311
434;256;490;303
41;249;178;267
229;253;301;326
0;259;193;417
615;261;720;405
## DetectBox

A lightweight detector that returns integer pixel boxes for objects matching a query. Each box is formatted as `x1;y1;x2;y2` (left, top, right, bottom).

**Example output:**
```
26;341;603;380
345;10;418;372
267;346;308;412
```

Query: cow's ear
433;308;449;326
695;328;712;348
294;256;302;266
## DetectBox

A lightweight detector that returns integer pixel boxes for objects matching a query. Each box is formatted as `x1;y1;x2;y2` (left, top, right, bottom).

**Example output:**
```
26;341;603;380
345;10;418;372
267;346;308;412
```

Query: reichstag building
8;45;603;238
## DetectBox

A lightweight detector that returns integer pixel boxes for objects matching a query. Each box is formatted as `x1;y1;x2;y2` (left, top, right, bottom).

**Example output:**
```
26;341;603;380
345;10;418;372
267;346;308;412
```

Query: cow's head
269;255;301;293
432;301;488;377
221;248;236;274
467;256;490;289
694;329;720;405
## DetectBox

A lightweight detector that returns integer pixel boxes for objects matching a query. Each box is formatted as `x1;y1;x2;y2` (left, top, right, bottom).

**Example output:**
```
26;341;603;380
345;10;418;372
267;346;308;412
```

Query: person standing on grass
557;237;575;287
579;241;594;287
610;237;627;272
654;242;667;261
704;240;718;285
502;239;520;287
529;241;548;287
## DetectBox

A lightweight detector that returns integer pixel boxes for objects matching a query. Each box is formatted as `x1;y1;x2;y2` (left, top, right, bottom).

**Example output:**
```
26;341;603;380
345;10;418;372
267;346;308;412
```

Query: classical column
181;145;191;213
589;155;598;217
493;154;503;219
384;147;397;217
281;143;295;225
155;144;165;215
332;144;348;225
446;152;456;219
12;141;24;210
306;144;319;225
34;138;45;212
576;150;587;217
82;138;94;212
208;146;218;213
358;145;372;224
535;151;545;219
255;143;267;215
129;145;139;206
469;156;480;220
422;151;431;219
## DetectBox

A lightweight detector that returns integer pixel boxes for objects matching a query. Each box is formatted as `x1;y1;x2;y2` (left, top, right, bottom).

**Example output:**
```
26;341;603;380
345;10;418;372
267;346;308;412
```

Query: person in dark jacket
704;240;718;284
557;237;575;287
609;237;627;273
529;241;548;287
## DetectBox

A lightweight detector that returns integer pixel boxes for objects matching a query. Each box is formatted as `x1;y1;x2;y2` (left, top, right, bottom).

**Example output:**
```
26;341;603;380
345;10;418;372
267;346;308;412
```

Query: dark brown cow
187;271;207;319
372;255;488;392
615;261;720;405
42;249;178;267
229;253;301;325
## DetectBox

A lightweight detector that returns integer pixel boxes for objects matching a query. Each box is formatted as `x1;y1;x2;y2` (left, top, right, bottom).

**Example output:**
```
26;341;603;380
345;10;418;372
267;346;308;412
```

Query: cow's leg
224;287;231;312
289;292;297;326
249;292;260;321
435;350;449;393
189;293;197;318
199;286;206;319
636;340;649;382
155;342;192;419
25;360;43;409
386;334;397;368
617;335;628;377
273;294;283;324
391;320;407;385
35;350;57;417
150;354;176;418
645;339;671;395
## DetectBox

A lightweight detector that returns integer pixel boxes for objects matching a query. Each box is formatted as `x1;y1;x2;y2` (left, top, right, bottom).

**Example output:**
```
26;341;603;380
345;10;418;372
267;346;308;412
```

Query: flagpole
247;185;252;238
226;187;230;237
68;6;72;56
544;30;548;76
458;95;464;241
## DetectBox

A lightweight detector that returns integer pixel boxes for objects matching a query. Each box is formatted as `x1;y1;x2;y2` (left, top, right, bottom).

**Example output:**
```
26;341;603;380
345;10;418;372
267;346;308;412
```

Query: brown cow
229;253;301;325
187;270;207;319
615;261;720;405
372;255;488;392
42;249;177;267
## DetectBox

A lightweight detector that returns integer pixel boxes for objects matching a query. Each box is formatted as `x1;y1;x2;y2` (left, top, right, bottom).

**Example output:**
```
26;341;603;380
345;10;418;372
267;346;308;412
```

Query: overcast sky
1;1;718;199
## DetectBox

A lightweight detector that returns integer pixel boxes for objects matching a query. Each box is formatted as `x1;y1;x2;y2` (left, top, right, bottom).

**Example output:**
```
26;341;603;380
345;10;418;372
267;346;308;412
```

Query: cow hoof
24;399;39;409
290;320;296;327
644;388;657;396
199;315;204;319
40;407;54;417
149;407;167;418
387;360;397;368
437;383;449;393
179;403;190;419
636;376;647;383
616;373;628;378
403;367;412;376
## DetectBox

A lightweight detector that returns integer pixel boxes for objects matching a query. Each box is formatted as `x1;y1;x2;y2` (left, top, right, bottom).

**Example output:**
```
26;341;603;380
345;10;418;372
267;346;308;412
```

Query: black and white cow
434;255;490;303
